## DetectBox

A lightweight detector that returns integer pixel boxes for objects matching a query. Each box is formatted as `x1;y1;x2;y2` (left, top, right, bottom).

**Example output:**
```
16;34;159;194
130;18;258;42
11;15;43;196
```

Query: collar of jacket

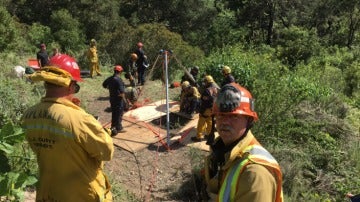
41;97;84;111
222;131;256;170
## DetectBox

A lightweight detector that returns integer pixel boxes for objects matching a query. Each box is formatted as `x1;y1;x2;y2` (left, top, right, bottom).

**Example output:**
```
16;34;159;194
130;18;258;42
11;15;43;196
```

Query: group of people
24;39;286;201
179;64;284;201
179;65;234;143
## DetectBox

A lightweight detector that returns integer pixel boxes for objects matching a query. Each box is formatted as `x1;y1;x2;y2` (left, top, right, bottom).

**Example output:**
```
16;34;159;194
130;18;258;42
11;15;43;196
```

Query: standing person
221;65;235;86
51;47;61;58
102;65;126;136
126;53;138;87
22;54;114;202
87;39;101;78
191;75;219;142
134;42;146;86
201;83;283;201
181;66;200;87
36;43;49;69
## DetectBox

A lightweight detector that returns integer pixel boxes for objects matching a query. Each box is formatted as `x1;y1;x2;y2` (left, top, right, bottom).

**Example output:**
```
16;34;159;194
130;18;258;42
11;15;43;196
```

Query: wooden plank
168;114;212;152
124;99;180;121
108;99;213;153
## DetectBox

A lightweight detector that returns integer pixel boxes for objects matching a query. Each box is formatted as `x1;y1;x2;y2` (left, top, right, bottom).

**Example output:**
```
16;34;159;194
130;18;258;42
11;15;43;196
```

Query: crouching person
22;54;114;202
200;83;283;202
179;81;200;117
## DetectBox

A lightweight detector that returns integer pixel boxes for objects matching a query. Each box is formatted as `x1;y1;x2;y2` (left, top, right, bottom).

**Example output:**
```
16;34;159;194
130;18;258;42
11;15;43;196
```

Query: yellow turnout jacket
205;132;283;202
22;97;114;202
88;46;98;63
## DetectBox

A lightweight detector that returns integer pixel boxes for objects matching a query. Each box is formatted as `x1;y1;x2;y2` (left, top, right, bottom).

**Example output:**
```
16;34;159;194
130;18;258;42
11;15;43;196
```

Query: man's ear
69;82;80;94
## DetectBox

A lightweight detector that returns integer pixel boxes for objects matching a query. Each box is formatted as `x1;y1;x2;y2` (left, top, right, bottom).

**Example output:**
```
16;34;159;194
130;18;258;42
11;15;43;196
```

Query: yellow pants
90;62;101;77
196;108;212;139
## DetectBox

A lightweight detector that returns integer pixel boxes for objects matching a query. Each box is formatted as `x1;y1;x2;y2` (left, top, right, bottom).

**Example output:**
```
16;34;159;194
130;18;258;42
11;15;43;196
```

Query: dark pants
137;67;146;85
110;99;124;130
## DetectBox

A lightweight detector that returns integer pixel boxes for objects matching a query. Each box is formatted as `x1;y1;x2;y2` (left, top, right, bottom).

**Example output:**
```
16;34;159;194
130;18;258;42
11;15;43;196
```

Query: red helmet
213;83;258;122
48;54;82;81
114;65;123;72
137;42;143;48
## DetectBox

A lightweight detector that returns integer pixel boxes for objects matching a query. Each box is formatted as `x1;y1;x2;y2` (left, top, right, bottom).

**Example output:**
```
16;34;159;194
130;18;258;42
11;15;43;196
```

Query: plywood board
109;99;214;153
168;114;213;152
124;99;180;121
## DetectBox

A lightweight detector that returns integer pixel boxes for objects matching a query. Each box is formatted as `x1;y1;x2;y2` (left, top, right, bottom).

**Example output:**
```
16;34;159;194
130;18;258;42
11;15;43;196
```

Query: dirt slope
85;78;207;201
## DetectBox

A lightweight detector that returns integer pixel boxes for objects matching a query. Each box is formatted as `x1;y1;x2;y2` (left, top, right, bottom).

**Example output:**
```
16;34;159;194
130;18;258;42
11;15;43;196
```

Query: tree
50;9;86;54
0;6;19;51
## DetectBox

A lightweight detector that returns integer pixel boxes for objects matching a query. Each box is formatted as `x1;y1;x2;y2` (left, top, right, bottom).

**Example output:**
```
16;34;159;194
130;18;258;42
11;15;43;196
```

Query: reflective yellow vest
218;137;283;202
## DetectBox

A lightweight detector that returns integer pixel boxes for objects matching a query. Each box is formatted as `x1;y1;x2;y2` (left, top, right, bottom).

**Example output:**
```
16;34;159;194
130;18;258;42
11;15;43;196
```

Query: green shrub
0;122;37;201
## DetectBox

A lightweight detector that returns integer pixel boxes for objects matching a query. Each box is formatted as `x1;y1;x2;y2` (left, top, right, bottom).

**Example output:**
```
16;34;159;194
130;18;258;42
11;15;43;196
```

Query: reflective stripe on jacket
218;143;283;202
204;132;283;202
22;97;114;202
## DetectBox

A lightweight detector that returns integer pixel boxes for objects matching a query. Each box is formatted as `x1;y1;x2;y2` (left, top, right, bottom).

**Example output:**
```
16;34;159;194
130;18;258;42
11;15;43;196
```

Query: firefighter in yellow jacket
179;81;201;117
200;83;283;202
88;39;101;78
191;75;219;142
22;54;114;202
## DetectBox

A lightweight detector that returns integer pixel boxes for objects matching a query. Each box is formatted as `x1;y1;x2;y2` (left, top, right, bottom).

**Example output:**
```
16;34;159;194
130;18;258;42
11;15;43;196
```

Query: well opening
151;112;192;129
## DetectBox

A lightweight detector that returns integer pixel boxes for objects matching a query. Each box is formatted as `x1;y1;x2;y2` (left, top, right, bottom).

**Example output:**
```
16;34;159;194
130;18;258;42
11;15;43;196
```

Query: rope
105;52;184;201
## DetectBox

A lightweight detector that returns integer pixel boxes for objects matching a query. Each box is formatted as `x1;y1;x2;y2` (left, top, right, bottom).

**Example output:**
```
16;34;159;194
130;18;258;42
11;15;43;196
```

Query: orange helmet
213;83;258;121
114;65;123;72
48;54;82;82
137;42;143;48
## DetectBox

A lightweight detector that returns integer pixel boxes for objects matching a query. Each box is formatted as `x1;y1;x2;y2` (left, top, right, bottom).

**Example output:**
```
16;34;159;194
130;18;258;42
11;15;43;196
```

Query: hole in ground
151;112;192;129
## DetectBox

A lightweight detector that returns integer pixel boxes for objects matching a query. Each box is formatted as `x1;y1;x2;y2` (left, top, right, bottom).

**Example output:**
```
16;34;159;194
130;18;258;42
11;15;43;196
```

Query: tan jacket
88;46;99;63
22;97;114;202
205;132;282;202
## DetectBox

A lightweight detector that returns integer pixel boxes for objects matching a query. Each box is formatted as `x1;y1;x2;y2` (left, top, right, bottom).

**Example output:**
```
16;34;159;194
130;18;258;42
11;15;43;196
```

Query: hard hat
181;81;190;89
48;54;82;82
90;39;96;43
213;83;258;122
192;66;199;72
114;65;123;72
131;53;138;61
137;42;143;48
222;65;231;74
204;75;214;83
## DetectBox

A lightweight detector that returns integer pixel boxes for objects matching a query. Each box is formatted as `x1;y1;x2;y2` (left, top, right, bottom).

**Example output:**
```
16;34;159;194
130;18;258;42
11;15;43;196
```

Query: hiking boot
110;128;118;137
